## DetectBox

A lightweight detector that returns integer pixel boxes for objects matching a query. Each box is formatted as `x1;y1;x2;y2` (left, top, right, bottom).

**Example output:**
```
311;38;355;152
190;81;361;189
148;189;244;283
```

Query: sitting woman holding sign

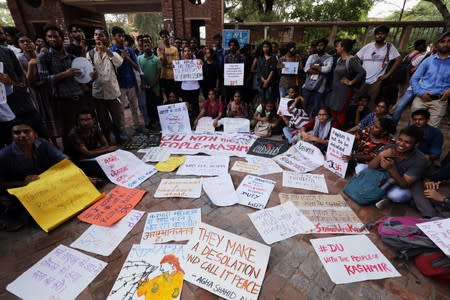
194;89;224;129
279;88;309;145
299;107;338;153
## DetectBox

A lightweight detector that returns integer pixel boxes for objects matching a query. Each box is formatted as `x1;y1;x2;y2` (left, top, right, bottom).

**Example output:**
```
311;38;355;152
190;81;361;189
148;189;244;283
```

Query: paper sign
78;186;145;226
184;222;270;300
417;218;450;256
154;178;202;198
141;208;201;244
155;156;185;172
108;244;185;300
294;140;325;165
7;245;107;300
7;159;101;232
158;102;192;136
96;150;156;188
123;134;160;150
71;210;145;256
196;117;216;133
281;61;299;75
273;143;323;173
279;193;369;234
231;160;262;175
282;171;329;193
141;147;171;163
311;235;401;284
236;175;276;209
224;63;244;86
245;155;283;175
173;59;203;81
202;175;240;206
276;97;293;116
325;128;355;178
0;62;6;104
223;117;250;133
247;138;289;158
176;155;229;176
248;201;315;244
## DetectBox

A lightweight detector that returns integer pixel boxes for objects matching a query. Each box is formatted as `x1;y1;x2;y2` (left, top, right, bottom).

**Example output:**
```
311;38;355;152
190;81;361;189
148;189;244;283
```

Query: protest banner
7;159;101;232
160;132;257;157
141;208;201;244
96;150;156;188
417;218;450;256
276;97;293;116
281;61;299;75
245;155;283;175
236;175;276;209
247;138;289;158
224;63;244;86
71;210;145;256
141;146;171;163
173;59;203;81
222;29;250;49
196;117;216;133
108;244;185;300
231;160;262;175
177;155;229;176
154;178;202;198
7;245;107;300
78;186;145;226
279;193;369;234
248;201;315;244
158;102;192;136
123;134;160;150
272;141;323;173
282;171;329;193
202;175;240;206
325;128;355;178
311;235;401;284
184;222;270;300
223;117;250;134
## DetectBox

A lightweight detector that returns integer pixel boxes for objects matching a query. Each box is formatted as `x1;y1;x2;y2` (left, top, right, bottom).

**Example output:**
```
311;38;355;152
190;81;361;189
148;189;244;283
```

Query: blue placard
222;29;250;49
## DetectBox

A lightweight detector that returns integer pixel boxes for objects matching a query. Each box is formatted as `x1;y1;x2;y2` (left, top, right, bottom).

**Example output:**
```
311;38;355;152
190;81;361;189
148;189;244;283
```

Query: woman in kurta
194;89;224;128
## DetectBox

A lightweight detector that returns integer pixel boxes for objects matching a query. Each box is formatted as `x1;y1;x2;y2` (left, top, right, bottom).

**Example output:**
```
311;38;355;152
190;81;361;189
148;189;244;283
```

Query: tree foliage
388;0;449;20
0;2;14;26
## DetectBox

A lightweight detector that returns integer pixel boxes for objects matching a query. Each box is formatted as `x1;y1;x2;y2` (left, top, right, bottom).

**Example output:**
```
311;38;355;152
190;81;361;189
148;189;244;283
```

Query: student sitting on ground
226;91;248;118
279;96;309;145
347;99;391;133
343;96;371;130
251;100;280;132
299;107;338;153
410;108;443;163
194;89;224;129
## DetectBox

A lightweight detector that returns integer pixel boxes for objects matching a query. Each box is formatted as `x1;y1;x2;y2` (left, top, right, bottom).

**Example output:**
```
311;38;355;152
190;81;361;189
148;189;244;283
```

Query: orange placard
78;186;146;226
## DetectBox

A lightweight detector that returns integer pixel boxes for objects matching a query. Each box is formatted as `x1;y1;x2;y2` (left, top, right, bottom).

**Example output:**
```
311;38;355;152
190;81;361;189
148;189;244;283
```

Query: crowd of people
0;22;449;231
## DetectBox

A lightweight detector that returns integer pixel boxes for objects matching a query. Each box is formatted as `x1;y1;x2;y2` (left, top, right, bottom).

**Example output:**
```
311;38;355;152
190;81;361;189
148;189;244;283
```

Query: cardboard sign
224;63;244;86
325;128;355;178
272;142;323;173
154;178;202;198
417;218;450;256
247;138;289;158
7;159;101;232
176;155;229;176
236;175;276;209
202;175;240;206
282;171;328;193
108;244;185;300
78;186;145;226
276;97;293;116
248;201;315;244
196;117;216;133
223;118;250;134
311;235;401;284
7;245;107;300
158;102;192;136
123;134;160;150
281;61;299;75
173;59;203;81
141;146;171;163
71;210;145;256
96;150;156;188
141;208;201;244
222;29;250;50
231;160;262;175
279;193;369;234
245;155;283;175
184;222;270;300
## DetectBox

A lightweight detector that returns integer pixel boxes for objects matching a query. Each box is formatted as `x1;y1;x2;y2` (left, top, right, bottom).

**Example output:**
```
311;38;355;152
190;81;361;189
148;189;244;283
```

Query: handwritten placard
202;175;240;206
123;134;160;150
311;235;401;284
78;186;145;226
196;116;216;133
154;178;202;198
282;171;328;193
245;155;283;175
325;128;355;178
417;218;450;256
276;97;293;116
273;144;323;173
7;159;101;232
279;193;369;234
223;118;250;133
108;244;185;300
7;245;107;299
141;208;201;244
247;138;289;158
71;210;145;256
176;155;229;176
224;63;244;86
141;146;171;163
281;61;299;75
173;59;203;81
294;140;325;165
248;201;315;244
236;175;276;209
184;222;270;300
231;160;262;175
96;149;156;188
158;102;192;136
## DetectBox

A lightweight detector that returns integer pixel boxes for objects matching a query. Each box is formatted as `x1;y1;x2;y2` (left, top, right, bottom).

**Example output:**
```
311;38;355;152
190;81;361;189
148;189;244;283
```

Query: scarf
312;116;332;140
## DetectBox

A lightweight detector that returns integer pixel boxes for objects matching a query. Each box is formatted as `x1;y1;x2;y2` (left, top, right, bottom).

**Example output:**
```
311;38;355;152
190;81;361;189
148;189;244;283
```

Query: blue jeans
282;126;298;144
137;88;149;126
392;88;415;124
302;89;324;117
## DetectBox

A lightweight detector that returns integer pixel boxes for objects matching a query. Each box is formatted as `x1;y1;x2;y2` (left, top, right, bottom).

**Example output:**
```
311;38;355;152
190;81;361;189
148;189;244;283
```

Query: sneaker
375;198;390;209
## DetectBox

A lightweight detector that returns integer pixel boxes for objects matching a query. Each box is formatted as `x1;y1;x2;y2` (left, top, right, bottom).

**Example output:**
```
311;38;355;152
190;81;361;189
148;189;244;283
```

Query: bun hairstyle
339;39;357;52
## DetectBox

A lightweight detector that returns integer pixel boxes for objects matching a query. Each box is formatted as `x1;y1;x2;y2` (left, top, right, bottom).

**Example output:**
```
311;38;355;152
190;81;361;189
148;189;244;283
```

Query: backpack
414;251;450;283
343;168;389;205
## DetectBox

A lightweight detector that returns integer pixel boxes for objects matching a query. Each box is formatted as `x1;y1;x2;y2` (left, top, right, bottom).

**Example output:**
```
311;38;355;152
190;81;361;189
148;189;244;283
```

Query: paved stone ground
0;109;449;300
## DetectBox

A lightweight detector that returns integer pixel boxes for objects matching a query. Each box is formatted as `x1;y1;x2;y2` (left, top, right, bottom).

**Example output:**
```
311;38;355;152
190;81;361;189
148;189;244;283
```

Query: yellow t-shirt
157;46;180;80
136;271;184;300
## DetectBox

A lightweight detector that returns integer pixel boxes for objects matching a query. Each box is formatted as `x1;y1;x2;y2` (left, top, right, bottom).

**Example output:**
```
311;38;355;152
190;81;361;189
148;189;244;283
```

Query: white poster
154;178;202;198
277;97;293;116
184;222;270;300
417;218;450;256
311;235;401;284
196;116;216;133
7;245;107;300
0;62;6;104
202;175;240;206
223;117;250;133
281;61;299;75
173;59;203;81
236;175;276;209
245;155;283;175
325;128;355;178
71;210;145;256
224;63;244;86
248;201;315;244
272;141;324;173
294;140;325;165
158;102;192;136
96;150;156;188
141;147;171;163
176;155;229;176
108;244;185;300
231;160;262;175
282;171;328;193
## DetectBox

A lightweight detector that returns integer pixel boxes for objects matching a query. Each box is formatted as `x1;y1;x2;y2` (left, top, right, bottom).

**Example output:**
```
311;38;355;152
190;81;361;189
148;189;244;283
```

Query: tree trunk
265;0;274;13
425;0;450;31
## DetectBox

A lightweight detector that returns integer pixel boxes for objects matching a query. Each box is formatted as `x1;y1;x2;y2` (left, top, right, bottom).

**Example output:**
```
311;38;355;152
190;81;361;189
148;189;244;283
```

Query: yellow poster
8;159;102;232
